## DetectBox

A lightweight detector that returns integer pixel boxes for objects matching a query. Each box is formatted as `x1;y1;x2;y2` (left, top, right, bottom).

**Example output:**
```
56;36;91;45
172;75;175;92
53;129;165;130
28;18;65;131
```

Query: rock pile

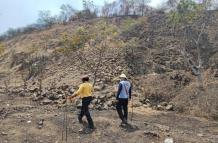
140;98;174;111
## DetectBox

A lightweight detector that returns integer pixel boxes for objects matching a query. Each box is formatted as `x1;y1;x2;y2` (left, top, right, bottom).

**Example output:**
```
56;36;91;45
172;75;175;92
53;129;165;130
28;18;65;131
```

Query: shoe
85;127;95;133
79;119;83;124
122;119;128;125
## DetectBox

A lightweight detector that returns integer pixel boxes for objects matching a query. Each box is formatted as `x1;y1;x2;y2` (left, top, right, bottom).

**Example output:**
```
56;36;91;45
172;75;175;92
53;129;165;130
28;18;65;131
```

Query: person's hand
68;96;74;103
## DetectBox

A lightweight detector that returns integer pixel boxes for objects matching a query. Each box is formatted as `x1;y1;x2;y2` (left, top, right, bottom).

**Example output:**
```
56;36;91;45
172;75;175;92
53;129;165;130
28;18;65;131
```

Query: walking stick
65;102;68;143
62;94;69;143
131;95;133;122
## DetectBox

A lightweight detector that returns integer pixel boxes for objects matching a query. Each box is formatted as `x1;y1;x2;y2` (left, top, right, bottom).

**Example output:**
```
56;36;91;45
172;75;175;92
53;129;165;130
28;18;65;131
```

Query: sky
0;0;163;34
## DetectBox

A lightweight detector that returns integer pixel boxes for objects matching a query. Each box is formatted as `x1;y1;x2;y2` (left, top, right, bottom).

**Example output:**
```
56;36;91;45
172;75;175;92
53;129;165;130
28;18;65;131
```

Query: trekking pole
62;94;68;143
62;107;64;142
65;100;68;143
131;96;133;122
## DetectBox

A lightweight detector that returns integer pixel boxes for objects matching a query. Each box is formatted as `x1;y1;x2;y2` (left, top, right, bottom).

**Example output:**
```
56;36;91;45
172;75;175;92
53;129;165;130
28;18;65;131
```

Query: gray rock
157;105;165;111
69;88;75;94
19;91;26;97
166;105;173;111
94;86;102;91
99;95;106;100
1;132;7;136
42;99;52;105
32;93;43;101
160;102;168;106
76;101;82;108
103;104;109;110
89;104;94;109
106;93;113;99
154;123;170;132
144;130;160;138
106;101;113;107
92;99;98;104
48;94;60;100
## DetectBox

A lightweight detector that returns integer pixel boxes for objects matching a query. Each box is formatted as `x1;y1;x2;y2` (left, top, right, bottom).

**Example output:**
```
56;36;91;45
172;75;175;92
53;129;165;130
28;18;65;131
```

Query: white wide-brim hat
119;74;127;79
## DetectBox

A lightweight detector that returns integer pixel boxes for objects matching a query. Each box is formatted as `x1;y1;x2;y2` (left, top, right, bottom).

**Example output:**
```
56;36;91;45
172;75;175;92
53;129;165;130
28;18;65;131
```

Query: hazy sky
0;0;163;34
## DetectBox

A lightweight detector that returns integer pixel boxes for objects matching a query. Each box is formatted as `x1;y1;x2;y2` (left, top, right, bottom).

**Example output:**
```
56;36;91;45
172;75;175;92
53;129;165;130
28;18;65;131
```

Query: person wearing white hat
116;73;132;125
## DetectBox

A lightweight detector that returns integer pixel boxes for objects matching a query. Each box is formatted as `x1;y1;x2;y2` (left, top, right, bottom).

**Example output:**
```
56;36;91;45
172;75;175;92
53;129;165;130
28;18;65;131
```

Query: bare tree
59;4;76;24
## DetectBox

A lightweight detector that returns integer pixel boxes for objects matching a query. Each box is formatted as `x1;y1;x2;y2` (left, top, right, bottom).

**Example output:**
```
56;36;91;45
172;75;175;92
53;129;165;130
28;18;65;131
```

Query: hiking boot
122;119;128;125
79;119;83;124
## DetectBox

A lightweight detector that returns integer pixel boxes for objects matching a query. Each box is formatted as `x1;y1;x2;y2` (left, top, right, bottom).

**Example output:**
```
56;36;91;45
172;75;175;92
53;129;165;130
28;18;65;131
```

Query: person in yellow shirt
68;75;94;130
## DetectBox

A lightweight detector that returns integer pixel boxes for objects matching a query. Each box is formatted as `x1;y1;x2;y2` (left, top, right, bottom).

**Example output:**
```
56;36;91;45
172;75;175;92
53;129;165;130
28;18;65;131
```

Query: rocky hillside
0;11;217;119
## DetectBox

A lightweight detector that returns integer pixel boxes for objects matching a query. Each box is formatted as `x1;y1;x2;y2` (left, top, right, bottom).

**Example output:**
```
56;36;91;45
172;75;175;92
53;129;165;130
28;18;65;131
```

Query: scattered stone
157;105;165;111
154;123;170;132
32;93;43;101
92;99;98;104
132;92;139;97
48;94;60;100
214;72;218;77
29;87;39;93
164;136;174;143
19;91;26;97
37;119;44;129
1;132;7;136
166;105;174;111
106;101;113;107
103;104;109;110
133;102;142;107
144;130;160;138
42;99;52;105
94;86;102;91
197;133;204;137
69;88;75;94
76;101;82;108
89;104;94;109
27;120;32;124
160;102;168;106
143;104;151;108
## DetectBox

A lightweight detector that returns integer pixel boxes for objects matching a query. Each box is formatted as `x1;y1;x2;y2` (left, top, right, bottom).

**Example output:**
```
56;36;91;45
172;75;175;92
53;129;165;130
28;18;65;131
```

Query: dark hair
82;76;89;82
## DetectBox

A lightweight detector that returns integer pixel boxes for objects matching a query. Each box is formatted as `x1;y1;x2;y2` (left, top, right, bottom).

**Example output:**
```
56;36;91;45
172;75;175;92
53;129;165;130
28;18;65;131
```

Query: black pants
116;99;128;121
78;96;94;128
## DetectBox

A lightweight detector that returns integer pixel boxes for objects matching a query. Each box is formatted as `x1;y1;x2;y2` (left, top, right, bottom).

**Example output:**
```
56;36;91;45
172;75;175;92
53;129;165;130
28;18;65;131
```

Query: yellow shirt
75;82;93;98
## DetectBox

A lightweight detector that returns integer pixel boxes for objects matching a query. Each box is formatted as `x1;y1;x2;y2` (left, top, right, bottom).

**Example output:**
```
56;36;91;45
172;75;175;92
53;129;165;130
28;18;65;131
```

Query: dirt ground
1;94;218;143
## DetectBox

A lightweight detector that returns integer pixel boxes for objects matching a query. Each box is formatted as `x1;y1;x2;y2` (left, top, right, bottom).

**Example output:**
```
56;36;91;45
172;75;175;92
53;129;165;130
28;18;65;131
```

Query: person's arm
68;85;82;101
129;84;132;99
116;83;122;100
